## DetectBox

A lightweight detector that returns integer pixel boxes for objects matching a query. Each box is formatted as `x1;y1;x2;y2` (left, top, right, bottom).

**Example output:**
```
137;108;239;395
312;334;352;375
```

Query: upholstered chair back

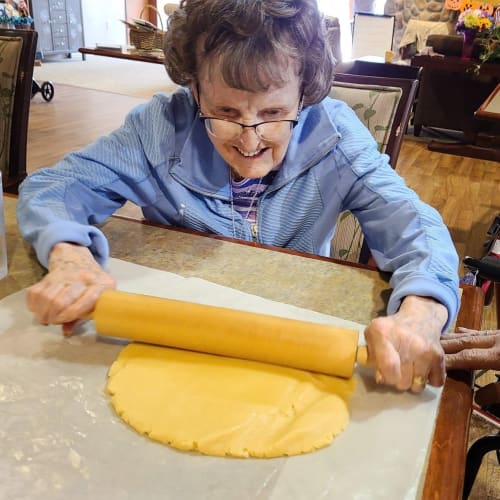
329;80;403;262
0;35;23;184
0;28;38;194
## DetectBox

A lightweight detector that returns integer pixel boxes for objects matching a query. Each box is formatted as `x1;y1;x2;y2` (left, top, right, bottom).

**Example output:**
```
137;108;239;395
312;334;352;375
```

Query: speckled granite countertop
1;195;390;325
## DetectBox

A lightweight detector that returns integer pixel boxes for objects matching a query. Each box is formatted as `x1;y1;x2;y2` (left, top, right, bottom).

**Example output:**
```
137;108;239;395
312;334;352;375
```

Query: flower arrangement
456;8;493;34
455;5;500;66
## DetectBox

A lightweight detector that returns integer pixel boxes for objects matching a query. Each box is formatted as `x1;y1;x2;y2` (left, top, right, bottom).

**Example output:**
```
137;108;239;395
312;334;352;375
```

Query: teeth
237;148;262;157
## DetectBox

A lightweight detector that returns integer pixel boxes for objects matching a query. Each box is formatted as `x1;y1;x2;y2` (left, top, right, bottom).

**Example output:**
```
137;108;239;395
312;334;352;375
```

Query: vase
461;29;476;61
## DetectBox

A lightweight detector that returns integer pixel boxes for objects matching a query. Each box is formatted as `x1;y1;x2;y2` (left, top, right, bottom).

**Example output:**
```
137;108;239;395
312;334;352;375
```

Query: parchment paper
0;258;441;500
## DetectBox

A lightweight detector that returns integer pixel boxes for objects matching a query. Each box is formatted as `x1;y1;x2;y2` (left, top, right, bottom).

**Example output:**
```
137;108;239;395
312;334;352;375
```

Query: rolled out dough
107;343;356;458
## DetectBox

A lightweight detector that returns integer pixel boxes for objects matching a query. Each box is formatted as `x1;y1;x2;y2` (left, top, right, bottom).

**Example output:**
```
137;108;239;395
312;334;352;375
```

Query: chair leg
462;434;500;499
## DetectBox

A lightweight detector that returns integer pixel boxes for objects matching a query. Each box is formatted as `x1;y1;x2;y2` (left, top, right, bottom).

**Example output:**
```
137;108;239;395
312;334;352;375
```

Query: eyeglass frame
195;82;304;141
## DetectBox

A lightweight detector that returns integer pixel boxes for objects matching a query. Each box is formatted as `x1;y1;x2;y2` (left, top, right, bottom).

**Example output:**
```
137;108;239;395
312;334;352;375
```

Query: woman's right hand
26;242;116;335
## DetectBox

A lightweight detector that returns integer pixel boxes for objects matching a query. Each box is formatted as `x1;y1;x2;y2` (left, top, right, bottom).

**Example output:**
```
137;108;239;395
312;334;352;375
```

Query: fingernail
62;324;73;337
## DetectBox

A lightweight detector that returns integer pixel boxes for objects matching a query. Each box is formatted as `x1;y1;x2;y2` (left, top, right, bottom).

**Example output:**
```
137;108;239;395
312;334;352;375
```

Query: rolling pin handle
356;345;369;366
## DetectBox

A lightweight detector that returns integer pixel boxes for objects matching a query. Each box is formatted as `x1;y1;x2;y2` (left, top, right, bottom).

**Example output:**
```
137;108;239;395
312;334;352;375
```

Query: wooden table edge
422;284;484;500
79;47;165;64
475;83;500;121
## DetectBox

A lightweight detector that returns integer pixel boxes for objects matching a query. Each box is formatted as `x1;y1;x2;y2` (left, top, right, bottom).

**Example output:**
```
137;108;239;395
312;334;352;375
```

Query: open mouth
235;147;268;158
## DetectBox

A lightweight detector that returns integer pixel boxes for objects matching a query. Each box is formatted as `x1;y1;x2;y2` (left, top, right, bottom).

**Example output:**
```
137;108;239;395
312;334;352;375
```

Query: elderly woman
17;0;459;393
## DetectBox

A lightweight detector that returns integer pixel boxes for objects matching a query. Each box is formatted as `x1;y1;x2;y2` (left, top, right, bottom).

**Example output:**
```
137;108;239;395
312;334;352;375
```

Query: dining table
79;46;165;65
0;194;484;499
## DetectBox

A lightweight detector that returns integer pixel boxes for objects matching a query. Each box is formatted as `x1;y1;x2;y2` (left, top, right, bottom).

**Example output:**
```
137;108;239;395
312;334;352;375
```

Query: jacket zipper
249;200;262;242
250;222;258;242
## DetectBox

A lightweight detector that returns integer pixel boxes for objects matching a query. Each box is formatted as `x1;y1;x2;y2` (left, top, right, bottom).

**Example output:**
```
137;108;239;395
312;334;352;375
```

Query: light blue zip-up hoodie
17;87;460;328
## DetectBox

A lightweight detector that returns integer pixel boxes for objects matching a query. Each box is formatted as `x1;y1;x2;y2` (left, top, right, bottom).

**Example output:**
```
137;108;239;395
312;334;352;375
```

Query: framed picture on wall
351;12;395;60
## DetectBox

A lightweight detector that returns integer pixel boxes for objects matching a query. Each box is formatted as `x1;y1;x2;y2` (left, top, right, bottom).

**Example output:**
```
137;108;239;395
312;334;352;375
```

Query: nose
237;126;261;151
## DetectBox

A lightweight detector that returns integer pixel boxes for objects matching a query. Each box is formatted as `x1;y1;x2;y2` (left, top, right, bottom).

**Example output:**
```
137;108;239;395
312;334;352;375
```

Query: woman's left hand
364;295;448;393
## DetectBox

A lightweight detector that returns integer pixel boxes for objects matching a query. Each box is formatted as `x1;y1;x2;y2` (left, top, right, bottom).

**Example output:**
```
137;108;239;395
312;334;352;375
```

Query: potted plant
456;7;494;60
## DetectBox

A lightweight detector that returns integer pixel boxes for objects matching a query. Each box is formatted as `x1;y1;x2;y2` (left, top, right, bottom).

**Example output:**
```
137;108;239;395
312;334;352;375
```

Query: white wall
319;1;352;60
317;0;338;16
319;1;387;60
81;0;127;46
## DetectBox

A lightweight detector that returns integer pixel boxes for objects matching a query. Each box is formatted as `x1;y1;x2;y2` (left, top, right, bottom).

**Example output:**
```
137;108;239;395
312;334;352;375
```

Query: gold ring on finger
412;375;426;387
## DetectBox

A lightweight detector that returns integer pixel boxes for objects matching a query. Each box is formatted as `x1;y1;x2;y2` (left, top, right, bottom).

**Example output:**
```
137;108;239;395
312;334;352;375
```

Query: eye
215;107;237;117
263;109;283;117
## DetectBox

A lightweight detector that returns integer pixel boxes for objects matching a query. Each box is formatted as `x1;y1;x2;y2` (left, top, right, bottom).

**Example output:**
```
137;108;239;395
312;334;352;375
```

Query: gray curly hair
163;0;335;106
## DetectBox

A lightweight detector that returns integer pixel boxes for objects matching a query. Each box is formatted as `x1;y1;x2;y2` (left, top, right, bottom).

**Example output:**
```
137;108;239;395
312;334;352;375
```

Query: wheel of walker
41;81;55;102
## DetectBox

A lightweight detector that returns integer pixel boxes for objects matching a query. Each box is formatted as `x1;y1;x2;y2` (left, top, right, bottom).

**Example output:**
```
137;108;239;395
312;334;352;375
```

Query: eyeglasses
197;85;304;141
199;115;300;141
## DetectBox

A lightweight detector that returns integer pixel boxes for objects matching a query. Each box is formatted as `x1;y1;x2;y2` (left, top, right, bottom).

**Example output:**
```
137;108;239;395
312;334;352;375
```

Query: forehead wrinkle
203;87;291;119
199;66;300;114
196;35;299;94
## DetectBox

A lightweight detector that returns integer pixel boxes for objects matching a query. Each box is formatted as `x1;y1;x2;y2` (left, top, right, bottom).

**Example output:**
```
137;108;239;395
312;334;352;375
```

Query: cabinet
411;55;500;137
29;0;84;59
412;55;500;162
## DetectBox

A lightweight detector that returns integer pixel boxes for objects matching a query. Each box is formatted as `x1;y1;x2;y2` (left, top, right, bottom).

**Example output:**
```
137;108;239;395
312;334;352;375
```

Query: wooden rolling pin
93;290;369;378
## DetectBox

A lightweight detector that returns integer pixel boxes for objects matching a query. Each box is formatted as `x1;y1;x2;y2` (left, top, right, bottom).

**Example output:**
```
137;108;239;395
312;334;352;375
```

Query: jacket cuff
36;221;109;268
387;276;460;333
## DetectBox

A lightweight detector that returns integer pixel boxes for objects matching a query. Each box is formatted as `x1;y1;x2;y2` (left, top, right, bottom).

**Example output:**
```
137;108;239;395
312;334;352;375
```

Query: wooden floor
28;84;147;170
26;84;500;499
397;135;500;265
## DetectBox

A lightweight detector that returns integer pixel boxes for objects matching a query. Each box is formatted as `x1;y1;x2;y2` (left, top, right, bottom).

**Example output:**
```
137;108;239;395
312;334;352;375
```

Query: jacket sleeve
335;106;460;331
16;93;180;268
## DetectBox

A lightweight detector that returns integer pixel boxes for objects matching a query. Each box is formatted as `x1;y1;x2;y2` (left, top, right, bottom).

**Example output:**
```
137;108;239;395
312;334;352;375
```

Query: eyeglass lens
205;119;293;141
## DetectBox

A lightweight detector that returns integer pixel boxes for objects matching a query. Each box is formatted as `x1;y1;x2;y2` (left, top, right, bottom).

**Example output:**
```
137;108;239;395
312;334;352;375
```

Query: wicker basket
129;5;165;51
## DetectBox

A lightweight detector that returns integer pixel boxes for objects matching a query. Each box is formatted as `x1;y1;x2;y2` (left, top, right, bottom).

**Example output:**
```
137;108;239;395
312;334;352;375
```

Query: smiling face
195;59;302;180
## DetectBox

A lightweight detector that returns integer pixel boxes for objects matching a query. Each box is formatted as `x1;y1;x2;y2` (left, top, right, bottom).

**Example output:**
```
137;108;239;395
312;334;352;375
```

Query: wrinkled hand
441;328;500;371
364;295;448;393
26;242;116;335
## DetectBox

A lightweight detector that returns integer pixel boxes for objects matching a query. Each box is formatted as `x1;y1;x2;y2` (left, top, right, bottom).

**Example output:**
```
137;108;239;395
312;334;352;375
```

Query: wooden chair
334;62;422;167
0;28;38;194
328;73;419;263
334;59;422;83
